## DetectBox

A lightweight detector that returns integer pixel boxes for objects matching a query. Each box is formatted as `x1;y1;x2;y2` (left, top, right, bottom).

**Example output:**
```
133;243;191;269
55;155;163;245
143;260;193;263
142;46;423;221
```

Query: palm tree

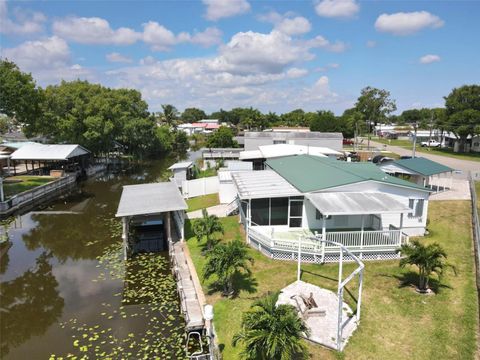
203;239;254;296
232;292;309;360
192;209;224;251
161;104;178;129
398;240;456;292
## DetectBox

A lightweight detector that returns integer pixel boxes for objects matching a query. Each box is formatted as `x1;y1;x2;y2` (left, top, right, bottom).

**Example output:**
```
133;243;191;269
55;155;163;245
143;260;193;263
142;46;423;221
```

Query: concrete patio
276;280;359;351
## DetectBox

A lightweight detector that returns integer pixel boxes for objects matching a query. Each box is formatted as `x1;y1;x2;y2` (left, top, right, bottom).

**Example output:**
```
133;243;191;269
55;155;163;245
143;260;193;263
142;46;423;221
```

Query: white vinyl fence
182;176;219;199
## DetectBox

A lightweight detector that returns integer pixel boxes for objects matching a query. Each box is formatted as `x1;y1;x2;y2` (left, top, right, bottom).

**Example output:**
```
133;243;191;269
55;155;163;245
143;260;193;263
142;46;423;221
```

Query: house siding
312;181;429;236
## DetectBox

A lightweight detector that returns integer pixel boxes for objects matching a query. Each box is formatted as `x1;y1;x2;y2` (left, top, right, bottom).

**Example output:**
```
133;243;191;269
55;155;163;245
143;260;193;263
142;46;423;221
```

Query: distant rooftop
10;143;90;161
244;131;343;139
168;161;193;170
239;144;342;160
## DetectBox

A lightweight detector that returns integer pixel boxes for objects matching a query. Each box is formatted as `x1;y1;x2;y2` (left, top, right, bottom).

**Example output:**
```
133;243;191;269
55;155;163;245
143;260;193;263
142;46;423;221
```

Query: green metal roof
266;155;431;193
393;157;453;176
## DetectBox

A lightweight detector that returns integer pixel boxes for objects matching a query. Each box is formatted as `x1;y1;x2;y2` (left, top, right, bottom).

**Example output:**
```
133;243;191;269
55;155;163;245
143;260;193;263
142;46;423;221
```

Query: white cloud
52;16;221;50
142;22;222;50
276;16;312;35
141;21;177;50
203;0;250;21
3;35;70;70
375;11;444;36
366;40;376;48
2;36;97;83
315;63;340;72
53;16;140;45
0;0;46;35
286;67;308;78
185;27;223;47
303;76;337;100
315;0;359;18
304;35;347;52
419;54;441;64
259;11;312;36
106;52;133;63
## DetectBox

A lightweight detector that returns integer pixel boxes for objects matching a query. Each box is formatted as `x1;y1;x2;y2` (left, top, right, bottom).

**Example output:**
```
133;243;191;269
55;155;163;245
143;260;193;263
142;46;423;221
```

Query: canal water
0;158;189;359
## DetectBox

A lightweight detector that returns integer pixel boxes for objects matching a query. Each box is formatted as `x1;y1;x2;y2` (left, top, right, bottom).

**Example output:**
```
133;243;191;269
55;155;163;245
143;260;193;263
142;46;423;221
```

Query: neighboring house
407;130;442;143
239;144;342;170
243;131;343;151
177;121;221;136
378;157;454;191
232;155;431;263
441;131;480;152
202;148;242;169
374;124;412;138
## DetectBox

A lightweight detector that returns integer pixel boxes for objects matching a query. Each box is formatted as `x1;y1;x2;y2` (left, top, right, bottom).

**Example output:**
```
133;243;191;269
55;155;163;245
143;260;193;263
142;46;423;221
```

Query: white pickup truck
420;140;441;147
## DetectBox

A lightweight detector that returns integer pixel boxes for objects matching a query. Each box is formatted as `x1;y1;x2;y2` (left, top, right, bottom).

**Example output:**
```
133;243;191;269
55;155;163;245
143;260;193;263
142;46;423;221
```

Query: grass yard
185;201;478;360
196;167;217;178
3;175;54;199
186;193;220;212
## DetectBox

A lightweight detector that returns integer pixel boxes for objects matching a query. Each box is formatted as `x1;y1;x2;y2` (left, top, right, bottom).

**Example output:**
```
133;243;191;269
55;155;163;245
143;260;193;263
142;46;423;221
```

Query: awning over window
306;192;411;216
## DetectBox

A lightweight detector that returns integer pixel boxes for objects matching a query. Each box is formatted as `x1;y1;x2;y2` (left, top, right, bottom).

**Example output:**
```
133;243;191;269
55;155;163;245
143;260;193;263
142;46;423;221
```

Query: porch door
288;197;303;228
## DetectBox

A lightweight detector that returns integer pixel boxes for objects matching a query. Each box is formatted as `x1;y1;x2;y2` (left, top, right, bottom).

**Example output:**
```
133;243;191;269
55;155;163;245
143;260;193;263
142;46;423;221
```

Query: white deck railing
248;226;408;256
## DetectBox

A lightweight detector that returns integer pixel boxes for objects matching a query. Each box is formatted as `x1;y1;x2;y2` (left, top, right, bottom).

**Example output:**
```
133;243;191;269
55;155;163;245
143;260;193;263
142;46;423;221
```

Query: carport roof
116;182;187;217
393;157;453;176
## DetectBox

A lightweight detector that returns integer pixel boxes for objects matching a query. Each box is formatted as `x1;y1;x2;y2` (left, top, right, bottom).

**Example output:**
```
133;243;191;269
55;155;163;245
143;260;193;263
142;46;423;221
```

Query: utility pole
412;122;418;158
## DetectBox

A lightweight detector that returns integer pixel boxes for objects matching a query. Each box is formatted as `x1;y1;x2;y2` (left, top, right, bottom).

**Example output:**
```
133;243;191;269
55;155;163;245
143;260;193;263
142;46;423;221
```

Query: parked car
421;140;441;147
343;138;354;145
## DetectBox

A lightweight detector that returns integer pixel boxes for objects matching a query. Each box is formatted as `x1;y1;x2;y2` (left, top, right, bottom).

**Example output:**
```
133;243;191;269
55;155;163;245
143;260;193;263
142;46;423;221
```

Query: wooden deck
170;239;205;331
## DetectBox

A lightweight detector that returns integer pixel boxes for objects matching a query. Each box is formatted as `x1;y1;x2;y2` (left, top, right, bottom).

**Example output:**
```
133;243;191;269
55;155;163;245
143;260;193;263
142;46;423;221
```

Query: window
273;140;286;144
251;198;270;225
289;201;303;217
408;199;424;218
271;197;289;225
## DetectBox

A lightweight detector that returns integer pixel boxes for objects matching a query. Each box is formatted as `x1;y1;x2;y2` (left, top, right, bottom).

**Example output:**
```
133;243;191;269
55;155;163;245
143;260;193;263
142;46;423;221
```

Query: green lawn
3;175;54;199
185;201;478;360
196;168;217;178
186;193;220;212
373;137;480;162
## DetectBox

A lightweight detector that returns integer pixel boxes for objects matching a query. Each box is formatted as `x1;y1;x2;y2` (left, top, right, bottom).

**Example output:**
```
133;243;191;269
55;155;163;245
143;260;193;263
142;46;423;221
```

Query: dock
170;239;205;330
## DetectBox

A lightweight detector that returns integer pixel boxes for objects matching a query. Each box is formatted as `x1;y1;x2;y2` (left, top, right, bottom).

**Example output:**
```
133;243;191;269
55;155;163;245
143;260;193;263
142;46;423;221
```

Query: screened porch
239;192;411;260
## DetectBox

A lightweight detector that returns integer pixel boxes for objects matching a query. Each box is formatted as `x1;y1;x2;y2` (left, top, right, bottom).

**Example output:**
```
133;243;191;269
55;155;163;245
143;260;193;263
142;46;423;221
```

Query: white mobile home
232;155;431;263
243;131;343;151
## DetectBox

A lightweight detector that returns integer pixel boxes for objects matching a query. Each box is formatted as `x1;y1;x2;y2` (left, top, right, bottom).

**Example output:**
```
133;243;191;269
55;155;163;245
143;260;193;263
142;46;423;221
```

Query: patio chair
290;294;326;319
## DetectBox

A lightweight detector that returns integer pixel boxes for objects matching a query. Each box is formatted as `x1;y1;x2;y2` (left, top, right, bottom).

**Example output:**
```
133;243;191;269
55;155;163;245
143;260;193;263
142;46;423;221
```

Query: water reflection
0;156;191;358
0;253;64;358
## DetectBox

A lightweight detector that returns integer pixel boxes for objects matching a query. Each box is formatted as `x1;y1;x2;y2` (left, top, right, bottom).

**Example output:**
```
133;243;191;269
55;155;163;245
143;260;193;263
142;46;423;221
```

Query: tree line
0;60;188;157
161;85;480;152
1;59;478;153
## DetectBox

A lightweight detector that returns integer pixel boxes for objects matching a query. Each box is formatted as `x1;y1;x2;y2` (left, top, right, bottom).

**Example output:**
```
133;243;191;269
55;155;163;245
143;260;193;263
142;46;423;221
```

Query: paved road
369;140;480;178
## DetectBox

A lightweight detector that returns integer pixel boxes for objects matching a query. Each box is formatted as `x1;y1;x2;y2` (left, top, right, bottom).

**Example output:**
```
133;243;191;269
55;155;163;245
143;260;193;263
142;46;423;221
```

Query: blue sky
1;0;479;115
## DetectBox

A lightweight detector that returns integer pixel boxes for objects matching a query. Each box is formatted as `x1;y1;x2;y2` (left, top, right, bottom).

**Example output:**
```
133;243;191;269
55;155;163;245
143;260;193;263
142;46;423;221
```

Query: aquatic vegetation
55;244;187;359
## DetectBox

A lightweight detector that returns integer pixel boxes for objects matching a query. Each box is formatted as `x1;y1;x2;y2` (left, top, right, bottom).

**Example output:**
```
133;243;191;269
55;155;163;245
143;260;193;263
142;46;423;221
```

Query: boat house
116;182;187;259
